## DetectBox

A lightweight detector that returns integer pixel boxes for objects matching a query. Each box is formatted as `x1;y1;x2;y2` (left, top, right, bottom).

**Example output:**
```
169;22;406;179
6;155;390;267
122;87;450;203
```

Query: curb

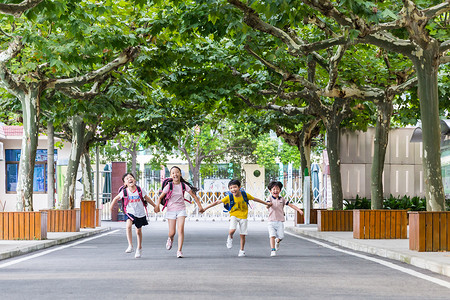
0;227;111;261
286;226;450;278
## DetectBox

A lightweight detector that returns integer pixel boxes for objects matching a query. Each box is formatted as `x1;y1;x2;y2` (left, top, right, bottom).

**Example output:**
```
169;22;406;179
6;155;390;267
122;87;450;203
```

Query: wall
0;135;71;211
338;127;424;200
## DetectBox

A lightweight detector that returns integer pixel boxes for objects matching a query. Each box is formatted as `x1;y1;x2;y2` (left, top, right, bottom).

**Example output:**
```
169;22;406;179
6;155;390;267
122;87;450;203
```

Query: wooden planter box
0;211;47;240
80;200;96;228
409;211;449;252
353;209;408;239
294;209;326;225
42;209;80;232
317;210;353;231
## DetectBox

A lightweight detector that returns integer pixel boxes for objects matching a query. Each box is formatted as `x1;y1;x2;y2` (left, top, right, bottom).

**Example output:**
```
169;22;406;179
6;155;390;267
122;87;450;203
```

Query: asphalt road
0;220;449;299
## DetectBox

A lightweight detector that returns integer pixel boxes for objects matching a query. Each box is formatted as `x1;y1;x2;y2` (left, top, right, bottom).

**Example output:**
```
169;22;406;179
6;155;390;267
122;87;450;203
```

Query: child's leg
240;234;246;251
126;219;133;247
168;219;176;241
229;216;238;239
136;227;143;250
239;219;248;251
270;236;276;249
228;228;236;239
176;216;186;251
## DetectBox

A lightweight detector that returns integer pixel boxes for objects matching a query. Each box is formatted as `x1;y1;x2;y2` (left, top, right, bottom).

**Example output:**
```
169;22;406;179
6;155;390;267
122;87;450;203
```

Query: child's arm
154;192;165;213
202;200;222;212
187;190;204;212
144;195;157;209
287;203;303;215
252;197;272;207
110;194;121;212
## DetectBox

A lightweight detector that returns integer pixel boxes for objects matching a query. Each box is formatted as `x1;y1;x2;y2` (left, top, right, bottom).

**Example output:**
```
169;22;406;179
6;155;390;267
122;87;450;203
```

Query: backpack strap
122;187;134;221
136;185;148;217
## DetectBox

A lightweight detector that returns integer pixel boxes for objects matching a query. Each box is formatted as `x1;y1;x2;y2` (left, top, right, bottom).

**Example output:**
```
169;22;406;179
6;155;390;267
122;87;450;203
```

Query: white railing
100;185;327;221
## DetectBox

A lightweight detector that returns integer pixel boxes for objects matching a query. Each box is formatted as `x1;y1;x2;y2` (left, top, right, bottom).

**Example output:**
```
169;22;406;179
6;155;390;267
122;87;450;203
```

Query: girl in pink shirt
155;166;203;258
267;181;303;257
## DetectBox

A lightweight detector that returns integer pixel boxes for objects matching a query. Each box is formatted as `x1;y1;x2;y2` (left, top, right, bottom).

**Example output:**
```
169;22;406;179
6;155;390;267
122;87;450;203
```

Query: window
6;149;57;193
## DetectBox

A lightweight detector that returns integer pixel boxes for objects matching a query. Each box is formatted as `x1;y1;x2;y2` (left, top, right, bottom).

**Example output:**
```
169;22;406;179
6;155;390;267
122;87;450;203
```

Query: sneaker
275;239;281;251
226;236;233;249
177;251;184;258
135;248;142;258
238;250;246;257
271;250;277;257
166;237;173;250
125;245;133;253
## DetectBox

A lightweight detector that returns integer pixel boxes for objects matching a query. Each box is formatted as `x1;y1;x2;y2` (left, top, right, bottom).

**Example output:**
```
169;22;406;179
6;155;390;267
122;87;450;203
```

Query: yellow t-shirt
221;192;254;219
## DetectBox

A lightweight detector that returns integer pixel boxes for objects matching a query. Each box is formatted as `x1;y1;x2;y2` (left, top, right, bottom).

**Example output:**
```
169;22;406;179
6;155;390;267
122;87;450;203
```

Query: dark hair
268;181;283;190
122;173;136;182
170;166;198;193
228;179;241;188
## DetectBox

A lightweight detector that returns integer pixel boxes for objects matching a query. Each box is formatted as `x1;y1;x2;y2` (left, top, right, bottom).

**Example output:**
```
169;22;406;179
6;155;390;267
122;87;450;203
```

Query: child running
202;179;271;257
110;173;156;258
266;181;303;257
154;166;204;258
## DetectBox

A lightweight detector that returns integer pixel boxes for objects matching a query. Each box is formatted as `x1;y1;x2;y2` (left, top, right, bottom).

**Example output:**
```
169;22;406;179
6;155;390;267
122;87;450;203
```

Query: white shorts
229;216;248;235
268;221;285;240
165;210;187;220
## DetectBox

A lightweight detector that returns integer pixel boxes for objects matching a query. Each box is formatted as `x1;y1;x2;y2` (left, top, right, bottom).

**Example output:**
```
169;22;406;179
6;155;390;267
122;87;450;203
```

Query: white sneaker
271;250;277;257
238;250;246;257
275;239;281;251
226;236;233;249
135;248;141;258
177;251;184;258
125;245;133;253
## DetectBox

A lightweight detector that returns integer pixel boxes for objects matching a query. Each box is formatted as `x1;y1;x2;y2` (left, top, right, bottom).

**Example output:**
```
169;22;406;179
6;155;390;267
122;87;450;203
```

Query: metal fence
100;185;326;221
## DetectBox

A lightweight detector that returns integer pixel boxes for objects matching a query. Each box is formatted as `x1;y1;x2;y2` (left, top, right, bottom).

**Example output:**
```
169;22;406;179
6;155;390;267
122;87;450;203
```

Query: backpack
119;185;148;220
223;189;250;212
159;178;192;211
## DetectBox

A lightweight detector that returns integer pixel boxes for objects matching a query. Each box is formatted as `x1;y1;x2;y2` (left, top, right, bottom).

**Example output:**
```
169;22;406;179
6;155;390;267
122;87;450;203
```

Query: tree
0;1;142;210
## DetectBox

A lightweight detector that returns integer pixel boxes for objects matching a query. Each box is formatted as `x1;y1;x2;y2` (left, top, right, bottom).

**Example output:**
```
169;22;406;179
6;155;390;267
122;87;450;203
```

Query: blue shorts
126;214;148;228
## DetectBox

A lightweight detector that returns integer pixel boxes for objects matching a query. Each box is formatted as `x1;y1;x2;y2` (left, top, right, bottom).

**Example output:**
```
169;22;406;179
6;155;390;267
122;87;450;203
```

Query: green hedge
344;194;429;211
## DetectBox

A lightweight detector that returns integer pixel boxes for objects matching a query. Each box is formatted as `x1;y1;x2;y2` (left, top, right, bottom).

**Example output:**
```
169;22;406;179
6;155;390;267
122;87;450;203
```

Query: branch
49;46;140;89
0;38;24;95
58;78;106;100
237;92;311;116
0;0;43;17
244;45;318;91
326;44;348;91
441;40;450;53
422;1;450;19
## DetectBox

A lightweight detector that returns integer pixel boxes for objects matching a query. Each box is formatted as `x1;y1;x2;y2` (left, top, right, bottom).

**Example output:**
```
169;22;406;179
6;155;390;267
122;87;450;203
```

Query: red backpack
159;178;191;211
119;185;148;220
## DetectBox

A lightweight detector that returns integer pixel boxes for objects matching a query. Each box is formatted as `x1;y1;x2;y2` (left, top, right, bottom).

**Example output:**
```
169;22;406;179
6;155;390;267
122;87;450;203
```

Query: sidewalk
286;224;450;278
0;227;110;261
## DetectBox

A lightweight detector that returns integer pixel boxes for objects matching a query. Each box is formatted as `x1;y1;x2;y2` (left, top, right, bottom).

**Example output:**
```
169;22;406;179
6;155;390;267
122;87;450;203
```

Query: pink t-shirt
163;182;191;211
267;196;289;222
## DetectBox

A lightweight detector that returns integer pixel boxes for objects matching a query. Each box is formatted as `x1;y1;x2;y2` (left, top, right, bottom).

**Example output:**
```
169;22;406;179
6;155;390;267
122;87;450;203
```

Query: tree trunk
81;149;93;201
325;121;343;210
371;100;393;209
412;46;445;211
131;144;137;177
16;88;39;211
47;120;55;209
61;115;85;209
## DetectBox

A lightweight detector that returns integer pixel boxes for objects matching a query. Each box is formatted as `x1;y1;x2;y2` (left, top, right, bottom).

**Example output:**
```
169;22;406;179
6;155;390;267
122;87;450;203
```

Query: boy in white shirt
267;181;303;257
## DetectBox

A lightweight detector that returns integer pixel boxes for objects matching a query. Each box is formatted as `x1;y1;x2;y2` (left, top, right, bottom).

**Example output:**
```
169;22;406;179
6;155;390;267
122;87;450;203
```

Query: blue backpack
223;189;249;212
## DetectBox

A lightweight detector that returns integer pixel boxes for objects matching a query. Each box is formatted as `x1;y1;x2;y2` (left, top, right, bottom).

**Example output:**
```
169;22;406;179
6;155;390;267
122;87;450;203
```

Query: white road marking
0;230;119;269
286;231;450;289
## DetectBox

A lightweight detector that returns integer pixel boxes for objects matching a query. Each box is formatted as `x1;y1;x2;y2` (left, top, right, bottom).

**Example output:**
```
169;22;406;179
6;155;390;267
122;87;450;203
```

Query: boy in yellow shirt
202;179;271;257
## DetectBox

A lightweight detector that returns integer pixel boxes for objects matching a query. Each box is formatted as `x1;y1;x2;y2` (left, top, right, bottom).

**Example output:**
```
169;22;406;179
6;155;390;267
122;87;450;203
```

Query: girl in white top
267;181;303;257
155;166;204;258
110;173;156;258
